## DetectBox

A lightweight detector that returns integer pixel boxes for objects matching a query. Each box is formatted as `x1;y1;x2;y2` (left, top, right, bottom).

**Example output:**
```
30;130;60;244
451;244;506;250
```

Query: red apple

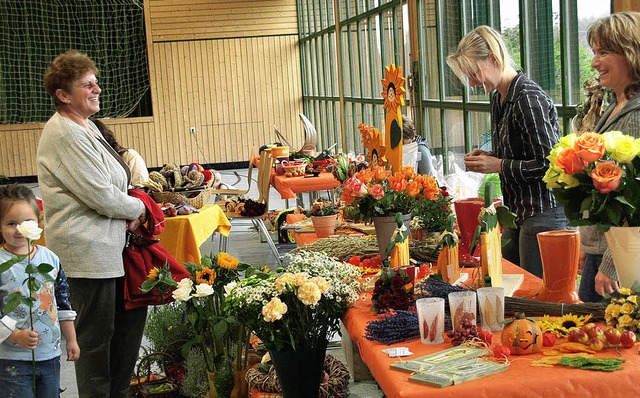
620;330;637;348
582;322;597;335
568;328;589;344
604;327;622;346
586;325;603;339
588;337;604;352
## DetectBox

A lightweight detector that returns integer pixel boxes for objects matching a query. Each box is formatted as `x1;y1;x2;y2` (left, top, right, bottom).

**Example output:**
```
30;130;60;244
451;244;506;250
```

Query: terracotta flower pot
531;230;581;303
311;214;338;238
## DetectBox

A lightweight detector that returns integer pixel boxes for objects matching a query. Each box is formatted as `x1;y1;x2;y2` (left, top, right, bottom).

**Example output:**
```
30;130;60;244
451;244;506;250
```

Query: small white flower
17;220;42;241
193;283;214;297
172;286;192;301
224;281;237;296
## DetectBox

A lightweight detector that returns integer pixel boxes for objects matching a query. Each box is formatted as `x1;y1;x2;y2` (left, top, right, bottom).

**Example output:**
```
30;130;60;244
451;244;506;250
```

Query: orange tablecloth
157;204;231;265
271;171;340;200
343;261;640;397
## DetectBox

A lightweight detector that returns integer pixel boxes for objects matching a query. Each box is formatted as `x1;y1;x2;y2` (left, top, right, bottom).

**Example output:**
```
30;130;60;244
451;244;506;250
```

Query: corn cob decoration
381;64;406;172
436;215;460;284
387;212;410;267
470;183;516;287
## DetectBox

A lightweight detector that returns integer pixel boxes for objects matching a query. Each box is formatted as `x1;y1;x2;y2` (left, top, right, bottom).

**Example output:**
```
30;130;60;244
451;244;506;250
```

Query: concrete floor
50;167;383;397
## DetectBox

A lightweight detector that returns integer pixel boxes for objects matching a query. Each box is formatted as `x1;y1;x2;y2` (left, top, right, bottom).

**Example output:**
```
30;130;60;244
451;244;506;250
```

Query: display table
157;204;231;265
342;261;640;397
271;171;340;203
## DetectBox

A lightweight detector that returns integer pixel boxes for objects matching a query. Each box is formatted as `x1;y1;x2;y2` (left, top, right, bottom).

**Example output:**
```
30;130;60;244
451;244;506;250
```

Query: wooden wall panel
148;0;298;42
614;0;640;12
148;36;304;166
0;0;304;177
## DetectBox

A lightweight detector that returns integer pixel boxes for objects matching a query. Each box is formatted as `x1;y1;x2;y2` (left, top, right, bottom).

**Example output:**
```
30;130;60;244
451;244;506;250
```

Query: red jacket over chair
123;189;191;309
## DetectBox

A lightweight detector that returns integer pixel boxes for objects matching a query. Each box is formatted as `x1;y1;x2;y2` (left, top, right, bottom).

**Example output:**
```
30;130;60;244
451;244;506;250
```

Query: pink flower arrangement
543;130;640;230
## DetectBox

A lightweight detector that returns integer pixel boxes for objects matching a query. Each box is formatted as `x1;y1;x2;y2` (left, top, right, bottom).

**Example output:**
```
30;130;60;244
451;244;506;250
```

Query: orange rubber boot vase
532;230;581;303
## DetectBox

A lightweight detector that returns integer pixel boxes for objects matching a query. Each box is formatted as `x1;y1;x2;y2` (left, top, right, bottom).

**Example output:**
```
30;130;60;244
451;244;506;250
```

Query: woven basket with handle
150;188;212;209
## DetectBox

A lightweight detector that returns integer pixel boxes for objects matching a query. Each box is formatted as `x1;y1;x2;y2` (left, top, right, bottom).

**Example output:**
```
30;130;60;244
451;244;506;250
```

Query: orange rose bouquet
341;165;440;223
543;131;640;231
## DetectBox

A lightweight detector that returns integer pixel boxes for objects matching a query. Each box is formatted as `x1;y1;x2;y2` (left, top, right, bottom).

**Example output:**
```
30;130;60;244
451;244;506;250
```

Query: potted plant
340;165;440;257
142;252;261;398
225;251;361;398
409;186;453;240
303;199;340;238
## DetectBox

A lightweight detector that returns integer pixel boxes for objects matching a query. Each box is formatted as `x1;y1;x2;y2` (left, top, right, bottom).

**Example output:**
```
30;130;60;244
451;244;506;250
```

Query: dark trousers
578;254;605;302
68;278;147;398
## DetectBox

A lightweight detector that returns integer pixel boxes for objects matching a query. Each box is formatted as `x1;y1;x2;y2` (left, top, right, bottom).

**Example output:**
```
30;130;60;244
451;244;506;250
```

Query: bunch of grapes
445;313;478;346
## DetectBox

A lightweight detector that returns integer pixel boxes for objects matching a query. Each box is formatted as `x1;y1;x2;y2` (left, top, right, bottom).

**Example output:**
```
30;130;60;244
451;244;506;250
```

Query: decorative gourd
500;312;543;355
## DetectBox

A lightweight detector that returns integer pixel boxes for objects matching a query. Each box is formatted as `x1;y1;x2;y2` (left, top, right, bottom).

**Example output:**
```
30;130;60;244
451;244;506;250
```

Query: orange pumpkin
500;312;543;355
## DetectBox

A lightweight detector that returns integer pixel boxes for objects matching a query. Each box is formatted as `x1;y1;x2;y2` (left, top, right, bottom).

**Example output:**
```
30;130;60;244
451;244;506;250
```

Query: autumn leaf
429;315;438;342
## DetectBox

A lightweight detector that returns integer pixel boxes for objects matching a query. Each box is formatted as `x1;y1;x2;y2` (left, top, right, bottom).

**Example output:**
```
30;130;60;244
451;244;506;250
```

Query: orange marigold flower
421;177;439;200
147;267;160;280
357;168;374;184
406;180;421;197
196;267;217;285
388;173;408;192
400;166;417;180
217;252;239;270
373;166;392;181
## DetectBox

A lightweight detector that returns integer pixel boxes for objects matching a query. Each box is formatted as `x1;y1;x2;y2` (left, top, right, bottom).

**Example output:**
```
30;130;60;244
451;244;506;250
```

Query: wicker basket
150;188;212;209
282;162;306;176
135;352;179;398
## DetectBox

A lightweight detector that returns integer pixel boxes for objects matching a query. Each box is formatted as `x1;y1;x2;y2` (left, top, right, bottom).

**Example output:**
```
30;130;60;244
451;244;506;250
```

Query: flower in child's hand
591;161;622;193
193;283;214;297
262;297;288;322
17;220;42;241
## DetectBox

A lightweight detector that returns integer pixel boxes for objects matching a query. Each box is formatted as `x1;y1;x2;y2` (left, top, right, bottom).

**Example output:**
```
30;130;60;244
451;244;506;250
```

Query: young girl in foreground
0;184;79;397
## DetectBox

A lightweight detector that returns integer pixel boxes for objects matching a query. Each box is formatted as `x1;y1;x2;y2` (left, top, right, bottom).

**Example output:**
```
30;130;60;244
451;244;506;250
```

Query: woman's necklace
1;244;36;258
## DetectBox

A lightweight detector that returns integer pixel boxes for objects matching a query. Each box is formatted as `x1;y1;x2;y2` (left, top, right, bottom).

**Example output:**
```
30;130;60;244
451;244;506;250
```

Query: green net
0;0;149;124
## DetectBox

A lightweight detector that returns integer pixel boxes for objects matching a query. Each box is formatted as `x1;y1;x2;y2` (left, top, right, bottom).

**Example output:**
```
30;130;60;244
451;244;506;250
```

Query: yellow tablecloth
157;204;231;265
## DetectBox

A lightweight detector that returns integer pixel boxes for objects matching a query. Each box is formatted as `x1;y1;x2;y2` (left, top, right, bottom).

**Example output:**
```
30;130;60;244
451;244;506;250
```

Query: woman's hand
464;149;502;174
128;207;147;231
595;271;619;296
8;329;40;350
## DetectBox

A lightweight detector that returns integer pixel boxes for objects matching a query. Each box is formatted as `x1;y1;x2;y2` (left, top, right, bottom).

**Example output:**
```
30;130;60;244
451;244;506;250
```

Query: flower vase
373;214;411;260
311;214;338;238
604;226;640;289
530;230;581;303
453;198;502;264
207;372;219;398
269;340;328;398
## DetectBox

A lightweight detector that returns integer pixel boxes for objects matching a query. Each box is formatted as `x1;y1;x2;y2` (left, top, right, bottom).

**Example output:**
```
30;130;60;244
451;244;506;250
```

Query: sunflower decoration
358;123;387;167
381;64;406;171
381;64;406;111
536;313;592;337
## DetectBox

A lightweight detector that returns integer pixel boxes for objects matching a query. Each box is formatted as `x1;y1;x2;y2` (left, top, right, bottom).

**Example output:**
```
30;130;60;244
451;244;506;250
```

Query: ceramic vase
604;226;640;289
269;340;328;398
311;214;338;238
532;230;581;303
372;214;411;260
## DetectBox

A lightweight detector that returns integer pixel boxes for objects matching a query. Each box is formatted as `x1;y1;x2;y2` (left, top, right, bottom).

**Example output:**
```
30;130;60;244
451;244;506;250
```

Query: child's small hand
66;340;80;361
11;330;40;350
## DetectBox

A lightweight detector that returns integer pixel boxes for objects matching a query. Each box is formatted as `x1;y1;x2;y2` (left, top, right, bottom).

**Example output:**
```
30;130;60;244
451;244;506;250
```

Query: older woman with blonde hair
579;12;640;301
37;50;147;397
447;25;568;279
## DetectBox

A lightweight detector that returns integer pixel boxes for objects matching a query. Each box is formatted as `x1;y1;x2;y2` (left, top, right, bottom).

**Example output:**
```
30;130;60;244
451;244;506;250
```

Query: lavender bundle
364;310;420;345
